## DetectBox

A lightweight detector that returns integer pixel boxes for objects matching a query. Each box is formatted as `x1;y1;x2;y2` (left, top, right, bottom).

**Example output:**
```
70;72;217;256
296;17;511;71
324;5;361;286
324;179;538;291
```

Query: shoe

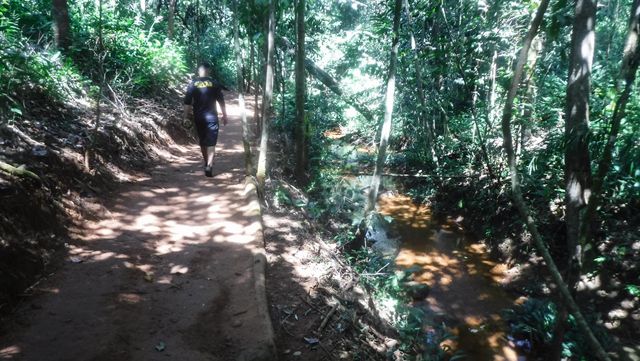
204;166;213;177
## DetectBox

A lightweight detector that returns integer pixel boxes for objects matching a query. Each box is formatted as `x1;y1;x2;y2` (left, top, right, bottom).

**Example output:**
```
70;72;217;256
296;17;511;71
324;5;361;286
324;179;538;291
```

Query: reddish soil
0;97;273;361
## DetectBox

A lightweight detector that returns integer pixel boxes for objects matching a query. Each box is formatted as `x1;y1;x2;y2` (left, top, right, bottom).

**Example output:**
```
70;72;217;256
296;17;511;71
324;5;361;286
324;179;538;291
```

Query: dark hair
198;62;212;70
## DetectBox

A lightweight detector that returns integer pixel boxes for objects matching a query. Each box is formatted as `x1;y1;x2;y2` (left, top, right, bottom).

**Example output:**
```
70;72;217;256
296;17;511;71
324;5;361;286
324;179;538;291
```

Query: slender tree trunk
499;0;611;359
279;51;285;120
233;0;252;175
581;0;640;244
168;0;176;40
294;0;307;184
470;60;496;179
520;37;542;153
256;0;275;189
52;0;71;50
402;0;438;168
253;38;261;135
488;50;498;127
85;0;104;171
248;38;255;92
365;0;402;215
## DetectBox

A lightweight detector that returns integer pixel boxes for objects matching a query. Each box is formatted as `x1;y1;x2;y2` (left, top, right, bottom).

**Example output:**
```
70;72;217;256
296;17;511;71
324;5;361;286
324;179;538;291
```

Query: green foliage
70;3;187;94
0;0;87;114
504;298;612;359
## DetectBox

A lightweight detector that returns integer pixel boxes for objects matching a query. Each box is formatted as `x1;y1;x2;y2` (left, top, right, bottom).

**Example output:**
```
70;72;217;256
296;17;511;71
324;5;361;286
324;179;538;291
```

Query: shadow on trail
0;95;282;361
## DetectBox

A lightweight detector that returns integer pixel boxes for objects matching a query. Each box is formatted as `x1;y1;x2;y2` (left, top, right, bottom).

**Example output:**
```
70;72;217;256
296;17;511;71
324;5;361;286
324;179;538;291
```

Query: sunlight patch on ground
0;345;21;359
117;293;144;304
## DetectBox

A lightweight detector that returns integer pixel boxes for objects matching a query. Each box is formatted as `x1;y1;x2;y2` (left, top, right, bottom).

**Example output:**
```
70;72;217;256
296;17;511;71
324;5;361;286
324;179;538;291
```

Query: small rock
293;351;302;357
232;319;243;328
283;349;291;354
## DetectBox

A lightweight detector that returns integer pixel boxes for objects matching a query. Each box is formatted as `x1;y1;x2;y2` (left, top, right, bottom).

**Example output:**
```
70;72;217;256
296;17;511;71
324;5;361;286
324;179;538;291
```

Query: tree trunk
581;0;640;245
564;0;596;287
248;37;255;92
233;0;252;175
85;0;104;171
364;0;402;215
499;0;611;359
555;0;597;349
168;0;176;40
256;0;275;189
294;0;307;185
52;0;71;50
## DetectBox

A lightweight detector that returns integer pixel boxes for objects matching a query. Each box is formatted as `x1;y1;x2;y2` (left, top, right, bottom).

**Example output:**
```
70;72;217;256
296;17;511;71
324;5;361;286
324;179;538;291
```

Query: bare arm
183;82;194;123
216;88;228;125
219;100;228;126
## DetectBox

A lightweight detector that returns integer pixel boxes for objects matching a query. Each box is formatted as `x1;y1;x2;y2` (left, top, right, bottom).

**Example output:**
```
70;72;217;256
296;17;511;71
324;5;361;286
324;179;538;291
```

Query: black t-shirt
184;77;224;119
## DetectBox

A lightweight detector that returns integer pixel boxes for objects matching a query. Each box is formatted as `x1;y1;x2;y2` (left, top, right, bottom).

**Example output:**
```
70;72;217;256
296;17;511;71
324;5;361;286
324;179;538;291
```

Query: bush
1;0;87;114
70;4;187;95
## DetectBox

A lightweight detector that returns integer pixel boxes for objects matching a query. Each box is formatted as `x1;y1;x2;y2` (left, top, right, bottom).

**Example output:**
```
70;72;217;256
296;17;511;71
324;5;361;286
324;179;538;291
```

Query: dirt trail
0;96;274;361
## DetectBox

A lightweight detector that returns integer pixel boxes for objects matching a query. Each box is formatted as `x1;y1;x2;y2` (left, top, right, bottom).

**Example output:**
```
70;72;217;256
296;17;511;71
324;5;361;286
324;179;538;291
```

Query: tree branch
276;35;375;122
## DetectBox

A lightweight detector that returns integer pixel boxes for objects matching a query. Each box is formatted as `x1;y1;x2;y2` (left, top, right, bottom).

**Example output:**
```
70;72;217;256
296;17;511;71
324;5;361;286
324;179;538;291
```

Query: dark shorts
194;113;219;147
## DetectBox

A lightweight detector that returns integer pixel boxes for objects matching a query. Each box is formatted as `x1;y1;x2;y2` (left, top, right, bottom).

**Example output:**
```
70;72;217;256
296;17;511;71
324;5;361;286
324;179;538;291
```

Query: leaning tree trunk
256;0;275;189
294;0;307;185
364;0;402;215
499;0;612;360
233;0;252;175
52;0;71;50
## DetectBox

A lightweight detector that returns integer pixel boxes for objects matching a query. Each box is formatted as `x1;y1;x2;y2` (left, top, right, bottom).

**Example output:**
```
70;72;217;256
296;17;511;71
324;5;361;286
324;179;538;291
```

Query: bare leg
200;146;207;167
206;146;216;167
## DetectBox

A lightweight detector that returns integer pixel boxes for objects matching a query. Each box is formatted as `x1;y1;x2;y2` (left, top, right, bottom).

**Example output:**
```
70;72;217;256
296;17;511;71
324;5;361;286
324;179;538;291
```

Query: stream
377;193;522;361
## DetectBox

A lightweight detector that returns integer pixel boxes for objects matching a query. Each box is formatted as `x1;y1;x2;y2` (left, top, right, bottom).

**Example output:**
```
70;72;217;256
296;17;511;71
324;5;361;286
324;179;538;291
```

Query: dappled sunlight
0;346;21;359
379;193;518;360
0;113;278;360
117;293;144;304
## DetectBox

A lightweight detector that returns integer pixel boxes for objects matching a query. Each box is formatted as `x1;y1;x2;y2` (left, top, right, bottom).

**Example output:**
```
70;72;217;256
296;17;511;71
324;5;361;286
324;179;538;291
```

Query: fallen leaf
304;337;319;345
155;341;166;352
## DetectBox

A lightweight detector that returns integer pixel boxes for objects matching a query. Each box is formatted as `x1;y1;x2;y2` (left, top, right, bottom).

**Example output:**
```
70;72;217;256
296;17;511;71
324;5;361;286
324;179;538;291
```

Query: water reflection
378;193;519;361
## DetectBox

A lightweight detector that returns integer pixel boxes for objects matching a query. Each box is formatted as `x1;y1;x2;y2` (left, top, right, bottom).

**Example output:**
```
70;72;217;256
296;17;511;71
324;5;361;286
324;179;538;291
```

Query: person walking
183;62;228;177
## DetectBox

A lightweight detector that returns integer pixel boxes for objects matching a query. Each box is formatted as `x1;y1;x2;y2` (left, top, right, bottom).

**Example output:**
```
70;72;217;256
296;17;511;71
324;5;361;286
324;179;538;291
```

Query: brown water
378;193;521;361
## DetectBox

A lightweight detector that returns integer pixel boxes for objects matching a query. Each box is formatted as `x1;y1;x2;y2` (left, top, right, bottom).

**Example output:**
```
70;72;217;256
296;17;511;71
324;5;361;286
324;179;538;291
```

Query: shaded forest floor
0;85;191;311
